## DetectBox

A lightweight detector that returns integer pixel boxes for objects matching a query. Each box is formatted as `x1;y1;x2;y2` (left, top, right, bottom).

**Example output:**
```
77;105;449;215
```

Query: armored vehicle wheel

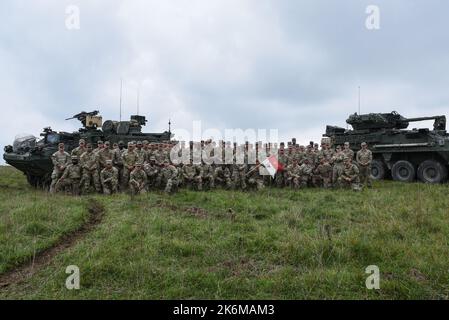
417;160;448;184
391;160;416;182
371;159;386;180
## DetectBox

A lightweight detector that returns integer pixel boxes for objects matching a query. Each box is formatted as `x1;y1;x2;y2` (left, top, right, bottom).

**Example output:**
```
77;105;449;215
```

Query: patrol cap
118;141;125;146
137;141;143;146
106;159;113;165
79;139;86;144
142;140;149;144
361;142;367;146
149;156;156;161
97;140;104;144
128;142;133;147
136;162;143;166
58;142;65;147
104;141;110;146
344;142;350;146
71;155;78;160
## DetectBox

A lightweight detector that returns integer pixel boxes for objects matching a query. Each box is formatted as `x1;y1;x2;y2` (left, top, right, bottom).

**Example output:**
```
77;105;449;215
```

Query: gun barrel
404;116;445;122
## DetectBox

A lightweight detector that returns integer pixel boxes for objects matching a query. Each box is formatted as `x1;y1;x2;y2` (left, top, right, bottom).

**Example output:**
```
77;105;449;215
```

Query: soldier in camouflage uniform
214;164;232;189
356;142;373;188
182;160;203;191
121;142;139;189
50;143;71;194
232;162;247;190
286;158;302;189
313;157;333;188
298;158;314;188
135;141;146;164
56;156;82;195
245;160;263;191
161;160;179;194
71;139;86;160
202;162;215;190
332;145;345;186
100;160;119;195
275;146;288;187
338;158;361;190
342;142;354;161
80;143;101;193
129;163;148;195
144;156;161;189
93;140;104;155
97;141;116;171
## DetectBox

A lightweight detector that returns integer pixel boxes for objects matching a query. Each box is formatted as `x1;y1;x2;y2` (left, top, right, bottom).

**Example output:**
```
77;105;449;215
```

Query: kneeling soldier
101;160;119;195
338;158;361;191
129;163;148;195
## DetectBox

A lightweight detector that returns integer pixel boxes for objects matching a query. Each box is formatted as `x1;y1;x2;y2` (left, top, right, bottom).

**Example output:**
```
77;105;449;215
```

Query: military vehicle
324;111;449;183
3;111;172;188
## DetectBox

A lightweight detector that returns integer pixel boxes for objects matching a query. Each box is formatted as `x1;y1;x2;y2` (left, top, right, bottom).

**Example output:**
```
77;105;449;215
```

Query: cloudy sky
1;0;449;161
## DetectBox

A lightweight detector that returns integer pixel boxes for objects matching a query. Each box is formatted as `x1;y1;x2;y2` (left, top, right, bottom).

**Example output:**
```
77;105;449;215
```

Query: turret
346;111;446;132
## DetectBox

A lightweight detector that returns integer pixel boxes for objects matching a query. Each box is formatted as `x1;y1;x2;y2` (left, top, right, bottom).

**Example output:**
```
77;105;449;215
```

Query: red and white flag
260;155;283;177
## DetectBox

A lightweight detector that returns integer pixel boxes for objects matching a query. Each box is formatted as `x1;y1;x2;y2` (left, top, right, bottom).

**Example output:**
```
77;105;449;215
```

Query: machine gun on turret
66;110;102;129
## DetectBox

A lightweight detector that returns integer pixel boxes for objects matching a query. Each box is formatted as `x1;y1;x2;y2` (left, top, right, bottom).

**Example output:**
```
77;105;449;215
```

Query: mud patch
0;199;105;288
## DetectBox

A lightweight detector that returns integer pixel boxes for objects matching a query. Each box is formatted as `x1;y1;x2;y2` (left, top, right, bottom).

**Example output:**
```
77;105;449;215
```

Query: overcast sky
1;0;449;162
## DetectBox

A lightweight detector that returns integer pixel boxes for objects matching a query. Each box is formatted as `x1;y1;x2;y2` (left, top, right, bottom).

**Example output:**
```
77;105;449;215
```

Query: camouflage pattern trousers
358;164;372;187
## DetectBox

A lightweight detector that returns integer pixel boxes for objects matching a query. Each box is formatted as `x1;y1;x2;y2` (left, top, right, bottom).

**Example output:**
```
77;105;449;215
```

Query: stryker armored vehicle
3;111;172;187
324;111;449;183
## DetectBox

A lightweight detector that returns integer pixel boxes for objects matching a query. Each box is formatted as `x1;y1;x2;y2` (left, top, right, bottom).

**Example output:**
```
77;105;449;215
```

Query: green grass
1;165;449;299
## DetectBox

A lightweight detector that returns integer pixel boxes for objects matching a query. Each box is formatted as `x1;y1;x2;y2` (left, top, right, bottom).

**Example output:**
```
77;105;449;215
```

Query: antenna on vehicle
136;88;140;116
119;78;123;121
168;118;171;134
358;85;361;115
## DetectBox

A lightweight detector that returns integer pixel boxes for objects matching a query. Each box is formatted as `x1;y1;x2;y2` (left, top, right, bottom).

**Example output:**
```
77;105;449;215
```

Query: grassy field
1;165;449;299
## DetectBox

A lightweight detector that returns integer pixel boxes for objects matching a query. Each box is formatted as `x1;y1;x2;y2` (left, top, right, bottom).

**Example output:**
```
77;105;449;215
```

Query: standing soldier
135;141;146;164
50;143;71;193
342;142;354;161
275;146;288;188
71;139;86;160
332;145;345;186
356;142;373;188
286;158;302;189
338;158;361;191
100;160;119;195
97;141;116;170
232;162;247;190
80;143;101;193
94;140;104;155
121;142;139;189
56;156;82;195
129;163;148;195
298;158;314;188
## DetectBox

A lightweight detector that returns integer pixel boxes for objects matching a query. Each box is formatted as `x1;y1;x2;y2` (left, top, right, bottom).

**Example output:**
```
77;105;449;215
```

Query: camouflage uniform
71;145;86;161
161;162;179;194
121;148;139;189
144;158;161;189
275;152;288;187
129;166;148;195
214;165;232;189
231;164;247;190
247;164;264;190
313;161;333;188
80;148;101;193
202;163;215;190
332;149;346;185
182;164;203;191
338;161;360;190
100;164;119;195
356;146;373;187
298;161;314;188
286;162;301;189
50;149;71;193
56;157;82;195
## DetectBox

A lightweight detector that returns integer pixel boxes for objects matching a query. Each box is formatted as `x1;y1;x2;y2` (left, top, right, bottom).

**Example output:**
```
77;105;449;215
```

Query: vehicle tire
371;159;386;180
417;160;448;184
391;160;416;182
26;174;41;188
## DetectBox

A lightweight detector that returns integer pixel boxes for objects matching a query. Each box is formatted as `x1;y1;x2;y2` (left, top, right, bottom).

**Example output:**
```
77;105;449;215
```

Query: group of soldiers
49;138;373;196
